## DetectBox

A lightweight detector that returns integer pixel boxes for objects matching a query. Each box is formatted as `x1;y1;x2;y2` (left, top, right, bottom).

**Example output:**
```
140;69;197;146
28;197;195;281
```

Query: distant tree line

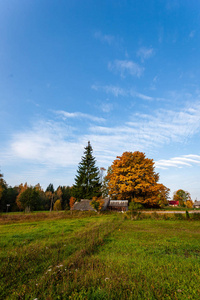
0;142;194;212
0;174;73;212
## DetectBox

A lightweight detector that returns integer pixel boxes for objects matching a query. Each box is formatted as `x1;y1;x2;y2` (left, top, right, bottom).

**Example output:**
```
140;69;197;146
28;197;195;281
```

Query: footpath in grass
0;212;200;299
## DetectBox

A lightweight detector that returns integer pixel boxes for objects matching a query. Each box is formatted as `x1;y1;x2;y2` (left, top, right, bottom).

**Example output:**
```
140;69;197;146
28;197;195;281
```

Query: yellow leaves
53;199;62;211
90;196;104;212
16;183;28;210
106;151;169;207
186;200;193;208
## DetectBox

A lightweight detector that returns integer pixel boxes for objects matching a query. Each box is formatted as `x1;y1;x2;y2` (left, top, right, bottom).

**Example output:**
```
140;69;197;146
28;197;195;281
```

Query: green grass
0;212;200;299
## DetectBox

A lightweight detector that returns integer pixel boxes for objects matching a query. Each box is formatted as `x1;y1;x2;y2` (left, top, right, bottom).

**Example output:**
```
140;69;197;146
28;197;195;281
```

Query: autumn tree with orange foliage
173;189;193;208
16;183;28;210
106;151;169;207
69;196;76;210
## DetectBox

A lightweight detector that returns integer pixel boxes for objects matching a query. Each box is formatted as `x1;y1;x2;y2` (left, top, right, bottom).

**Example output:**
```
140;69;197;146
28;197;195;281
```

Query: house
72;199;96;211
193;201;200;209
108;200;128;212
72;198;129;212
168;200;179;206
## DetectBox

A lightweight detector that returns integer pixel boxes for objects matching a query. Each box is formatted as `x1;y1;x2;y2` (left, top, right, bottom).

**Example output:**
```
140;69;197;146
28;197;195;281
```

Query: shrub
53;200;62;211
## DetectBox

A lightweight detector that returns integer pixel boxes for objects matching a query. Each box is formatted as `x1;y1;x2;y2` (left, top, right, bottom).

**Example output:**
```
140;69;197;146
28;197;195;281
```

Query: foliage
128;201;143;220
60;186;72;210
73;141;102;200
106;151;169;207
16;183;28;210
56;186;63;200
45;190;54;211
53;199;62;211
173;189;193;207
69;196;76;209
16;186;42;211
2;187;19;212
46;183;55;193
0;171;7;212
129;201;143;211
186;200;193;208
90;196;104;212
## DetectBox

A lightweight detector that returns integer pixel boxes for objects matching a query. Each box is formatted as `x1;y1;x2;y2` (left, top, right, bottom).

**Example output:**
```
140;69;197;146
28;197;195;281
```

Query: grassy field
0;212;200;299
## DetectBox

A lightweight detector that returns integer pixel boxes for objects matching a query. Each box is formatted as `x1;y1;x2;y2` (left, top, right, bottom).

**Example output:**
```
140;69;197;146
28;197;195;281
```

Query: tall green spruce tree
73;141;101;200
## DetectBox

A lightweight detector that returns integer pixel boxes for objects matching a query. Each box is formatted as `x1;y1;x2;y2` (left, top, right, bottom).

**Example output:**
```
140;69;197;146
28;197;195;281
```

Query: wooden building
72;198;129;212
108;200;128;212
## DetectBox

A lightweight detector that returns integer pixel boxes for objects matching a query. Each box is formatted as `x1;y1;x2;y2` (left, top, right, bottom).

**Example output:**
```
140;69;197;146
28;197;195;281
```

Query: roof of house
168;200;179;205
109;200;128;207
193;201;200;206
72;199;96;211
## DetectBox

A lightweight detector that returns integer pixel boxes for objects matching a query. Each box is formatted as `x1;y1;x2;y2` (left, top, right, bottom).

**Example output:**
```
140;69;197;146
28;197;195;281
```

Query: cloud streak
6;121;83;168
156;155;200;169
55;110;105;123
89;101;200;159
92;84;165;101
1;102;200;186
94;31;115;45
108;60;144;78
137;47;154;62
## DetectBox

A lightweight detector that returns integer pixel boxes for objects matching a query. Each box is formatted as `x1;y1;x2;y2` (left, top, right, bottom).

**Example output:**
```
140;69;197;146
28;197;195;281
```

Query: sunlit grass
0;212;200;299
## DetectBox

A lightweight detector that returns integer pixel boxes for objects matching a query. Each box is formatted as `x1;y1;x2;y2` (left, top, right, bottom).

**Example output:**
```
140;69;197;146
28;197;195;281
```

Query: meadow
0;211;200;299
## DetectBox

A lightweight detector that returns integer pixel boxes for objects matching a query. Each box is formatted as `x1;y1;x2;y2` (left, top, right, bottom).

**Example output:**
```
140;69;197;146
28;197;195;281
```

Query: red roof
168;200;179;206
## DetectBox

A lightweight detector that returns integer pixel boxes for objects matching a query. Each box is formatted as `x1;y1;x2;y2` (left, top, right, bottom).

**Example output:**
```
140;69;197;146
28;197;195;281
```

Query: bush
53;200;62;211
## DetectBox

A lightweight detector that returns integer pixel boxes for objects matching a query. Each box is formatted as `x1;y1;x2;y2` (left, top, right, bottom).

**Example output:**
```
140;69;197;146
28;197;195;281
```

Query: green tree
73;141;101;200
2;187;19;212
46;183;55;193
17;186;42;212
0;170;8;212
129;202;143;220
60;186;72;210
45;183;55;211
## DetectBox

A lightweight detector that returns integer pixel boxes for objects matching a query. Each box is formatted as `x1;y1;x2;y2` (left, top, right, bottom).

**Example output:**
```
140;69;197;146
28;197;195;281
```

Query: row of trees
0;141;193;212
0;178;73;212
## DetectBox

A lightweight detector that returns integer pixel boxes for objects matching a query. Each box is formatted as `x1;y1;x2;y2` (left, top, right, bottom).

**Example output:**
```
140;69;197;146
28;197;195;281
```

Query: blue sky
0;0;200;200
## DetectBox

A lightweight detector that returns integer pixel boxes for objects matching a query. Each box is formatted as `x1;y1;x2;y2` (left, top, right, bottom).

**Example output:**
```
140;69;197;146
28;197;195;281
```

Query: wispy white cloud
91;84;126;97
156;155;200;169
5;121;83;168
94;31;115;45
108;60;144;78
92;84;164;101
127;102;200;143
137;47;154;62
55;110;105;123
90;101;200;156
130;91;153;101
1;101;200;188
